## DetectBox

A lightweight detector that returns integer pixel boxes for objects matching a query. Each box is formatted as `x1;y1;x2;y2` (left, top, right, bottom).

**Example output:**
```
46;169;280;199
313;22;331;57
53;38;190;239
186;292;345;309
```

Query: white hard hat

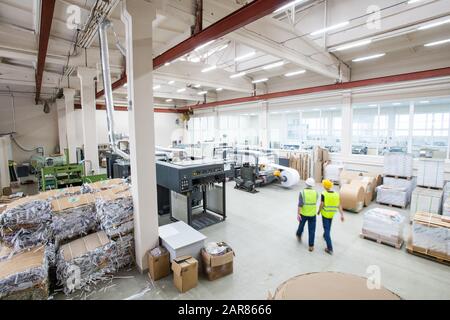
305;177;316;187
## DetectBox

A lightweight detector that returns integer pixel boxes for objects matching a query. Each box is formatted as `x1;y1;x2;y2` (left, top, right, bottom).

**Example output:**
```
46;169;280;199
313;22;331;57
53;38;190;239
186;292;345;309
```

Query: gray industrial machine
156;159;226;230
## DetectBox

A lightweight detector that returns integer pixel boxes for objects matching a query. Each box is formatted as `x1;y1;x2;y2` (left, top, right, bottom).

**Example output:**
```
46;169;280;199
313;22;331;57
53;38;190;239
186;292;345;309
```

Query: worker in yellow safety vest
296;177;318;252
317;179;344;255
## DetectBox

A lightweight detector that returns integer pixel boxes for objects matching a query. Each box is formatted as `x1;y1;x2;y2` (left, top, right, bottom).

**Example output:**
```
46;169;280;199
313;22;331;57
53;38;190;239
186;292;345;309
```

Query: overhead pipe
98;19;130;160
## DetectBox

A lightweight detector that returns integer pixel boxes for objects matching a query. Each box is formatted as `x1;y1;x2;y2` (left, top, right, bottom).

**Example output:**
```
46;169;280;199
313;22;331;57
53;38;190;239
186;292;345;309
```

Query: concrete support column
63;88;77;163
56;99;67;154
259;102;269;148
77;67;100;174
341;92;352;157
122;0;158;272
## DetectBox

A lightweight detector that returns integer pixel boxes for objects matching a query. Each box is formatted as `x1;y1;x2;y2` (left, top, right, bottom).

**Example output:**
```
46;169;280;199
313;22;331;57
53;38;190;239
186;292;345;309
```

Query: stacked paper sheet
51;194;98;245
383;152;413;177
362;208;405;243
412;212;449;257
56;231;117;294
0;196;52;252
410;187;443;217
417;159;445;188
324;164;344;182
376;177;416;207
443;182;450;217
95;186;133;238
0;246;49;300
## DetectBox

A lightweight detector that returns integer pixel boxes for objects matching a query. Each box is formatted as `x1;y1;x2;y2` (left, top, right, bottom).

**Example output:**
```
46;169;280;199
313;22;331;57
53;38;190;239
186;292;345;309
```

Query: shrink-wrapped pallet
442;182;450;217
410;187;443;217
383;152;413;178
0;246;49;300
362;208;405;245
51;194;98;245
324;164;344;183
340;184;364;213
411;212;450;258
416;159;445;189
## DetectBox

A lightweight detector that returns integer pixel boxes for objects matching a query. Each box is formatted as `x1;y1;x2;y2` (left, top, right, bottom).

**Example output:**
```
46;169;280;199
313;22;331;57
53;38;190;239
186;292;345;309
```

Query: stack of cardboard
0;246;49;300
288;152;311;181
410;212;450;260
362;208;405;247
56;231;118;294
88;179;127;193
312;147;330;183
51;193;98;245
410;187;443;217
201;242;234;281
0;195;52;251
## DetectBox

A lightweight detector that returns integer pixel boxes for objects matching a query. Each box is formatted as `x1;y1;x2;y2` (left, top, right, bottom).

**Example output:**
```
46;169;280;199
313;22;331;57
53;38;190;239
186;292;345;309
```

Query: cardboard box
147;246;170;281
201;243;234;281
172;256;198;293
322;149;331;162
313;161;322;182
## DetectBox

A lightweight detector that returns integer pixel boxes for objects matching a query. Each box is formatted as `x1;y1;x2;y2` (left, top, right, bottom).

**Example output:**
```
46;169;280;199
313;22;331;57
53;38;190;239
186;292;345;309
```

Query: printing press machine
156;159;226;230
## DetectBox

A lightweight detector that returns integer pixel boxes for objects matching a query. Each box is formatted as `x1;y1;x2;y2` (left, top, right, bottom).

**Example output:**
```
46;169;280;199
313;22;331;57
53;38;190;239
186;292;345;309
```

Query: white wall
0;95;59;163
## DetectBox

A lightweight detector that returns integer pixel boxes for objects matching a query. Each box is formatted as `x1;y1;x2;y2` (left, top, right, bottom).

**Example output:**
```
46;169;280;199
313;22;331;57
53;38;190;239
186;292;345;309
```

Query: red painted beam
75;103;184;113
153;0;292;69
96;74;127;99
35;0;56;104
180;67;450;111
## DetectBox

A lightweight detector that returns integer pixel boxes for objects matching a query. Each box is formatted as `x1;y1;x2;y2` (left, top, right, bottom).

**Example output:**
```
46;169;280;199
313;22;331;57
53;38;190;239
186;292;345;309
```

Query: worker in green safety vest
317;179;345;255
296;177;319;252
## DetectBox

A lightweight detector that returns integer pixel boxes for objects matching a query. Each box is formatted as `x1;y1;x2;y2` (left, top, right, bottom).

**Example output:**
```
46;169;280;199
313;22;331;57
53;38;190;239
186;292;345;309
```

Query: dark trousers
296;215;316;247
322;216;333;251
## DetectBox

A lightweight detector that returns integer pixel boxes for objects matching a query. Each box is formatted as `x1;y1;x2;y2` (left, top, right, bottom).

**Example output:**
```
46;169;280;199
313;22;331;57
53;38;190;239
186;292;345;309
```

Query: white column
56;99;67;154
341;92;352;157
259;102;269;148
77;67;100;174
122;0;158;272
63;88;77;163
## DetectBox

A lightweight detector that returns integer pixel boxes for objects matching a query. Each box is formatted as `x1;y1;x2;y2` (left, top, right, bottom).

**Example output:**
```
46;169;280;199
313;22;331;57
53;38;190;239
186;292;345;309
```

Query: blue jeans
322;217;333;251
296;215;316;247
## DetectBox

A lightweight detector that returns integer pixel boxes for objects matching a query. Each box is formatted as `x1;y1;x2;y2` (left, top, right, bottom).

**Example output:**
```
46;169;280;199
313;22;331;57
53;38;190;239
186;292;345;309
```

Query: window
268;106;341;152
188;115;215;144
238;113;259;145
412;98;450;159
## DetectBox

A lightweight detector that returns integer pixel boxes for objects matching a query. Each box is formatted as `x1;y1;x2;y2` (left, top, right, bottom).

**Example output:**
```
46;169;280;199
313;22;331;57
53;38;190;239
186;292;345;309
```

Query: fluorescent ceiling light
201;65;217;73
285;70;306;77
230;72;246;78
202;44;229;59
235;51;256;62
392;102;402;106
195;40;215;52
335;39;372;51
164;62;171;66
408;0;425;4
352;53;385;62
274;0;306;14
418;18;450;30
198;91;208;95
153;85;161;90
329;107;337;110
368;104;377;107
420;100;430;104
123;83;127;88
216;88;223;91
252;78;268;84
168;80;175;85
177;88;186;93
165;99;173;102
189;57;200;63
424;38;450;47
310;21;349;36
194;84;201;88
262;61;285;70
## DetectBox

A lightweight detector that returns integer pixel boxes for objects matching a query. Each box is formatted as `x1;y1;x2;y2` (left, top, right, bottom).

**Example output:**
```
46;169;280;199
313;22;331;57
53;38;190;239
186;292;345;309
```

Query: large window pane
352;104;379;155
378;102;409;155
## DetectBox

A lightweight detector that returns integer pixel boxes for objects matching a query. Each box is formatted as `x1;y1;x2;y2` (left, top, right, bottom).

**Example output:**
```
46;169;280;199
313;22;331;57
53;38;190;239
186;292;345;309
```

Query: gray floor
56;181;450;300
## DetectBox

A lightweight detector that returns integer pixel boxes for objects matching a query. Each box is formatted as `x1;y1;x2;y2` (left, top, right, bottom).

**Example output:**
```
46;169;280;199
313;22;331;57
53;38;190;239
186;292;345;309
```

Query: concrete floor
56;181;450;300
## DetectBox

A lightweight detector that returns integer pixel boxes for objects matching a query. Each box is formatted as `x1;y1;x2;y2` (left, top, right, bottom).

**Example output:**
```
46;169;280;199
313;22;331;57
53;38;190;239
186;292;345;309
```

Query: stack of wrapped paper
362;208;405;245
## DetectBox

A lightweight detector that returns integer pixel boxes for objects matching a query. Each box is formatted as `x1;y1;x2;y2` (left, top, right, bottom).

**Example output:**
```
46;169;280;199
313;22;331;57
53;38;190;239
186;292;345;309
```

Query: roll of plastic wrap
280;168;300;188
340;184;365;213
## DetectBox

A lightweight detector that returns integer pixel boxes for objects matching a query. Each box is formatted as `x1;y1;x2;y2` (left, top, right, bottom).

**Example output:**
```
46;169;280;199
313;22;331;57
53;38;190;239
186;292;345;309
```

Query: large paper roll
270;164;300;188
351;179;374;207
340;184;365;213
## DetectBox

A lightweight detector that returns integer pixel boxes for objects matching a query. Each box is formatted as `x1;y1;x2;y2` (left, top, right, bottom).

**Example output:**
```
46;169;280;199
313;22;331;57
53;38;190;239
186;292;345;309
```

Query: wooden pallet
383;175;413;180
416;185;443;191
376;201;407;209
406;241;450;266
360;233;403;249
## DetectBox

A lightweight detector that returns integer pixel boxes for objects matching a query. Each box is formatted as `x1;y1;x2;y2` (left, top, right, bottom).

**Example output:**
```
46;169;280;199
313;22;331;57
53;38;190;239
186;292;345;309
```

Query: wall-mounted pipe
98;19;130;161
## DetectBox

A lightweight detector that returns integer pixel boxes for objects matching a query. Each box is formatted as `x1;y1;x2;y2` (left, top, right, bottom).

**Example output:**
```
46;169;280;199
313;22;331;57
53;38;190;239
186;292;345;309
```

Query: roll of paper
280;168;300;188
340;184;365;213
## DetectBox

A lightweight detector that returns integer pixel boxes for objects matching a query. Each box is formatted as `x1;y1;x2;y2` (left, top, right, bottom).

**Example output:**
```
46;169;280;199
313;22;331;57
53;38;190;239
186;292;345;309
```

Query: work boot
325;248;333;255
308;246;314;252
296;234;302;242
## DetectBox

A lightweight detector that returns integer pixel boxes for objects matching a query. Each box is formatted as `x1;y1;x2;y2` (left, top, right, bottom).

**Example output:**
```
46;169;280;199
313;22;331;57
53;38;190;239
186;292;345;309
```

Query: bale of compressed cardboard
0;246;49;300
269;272;401;300
147;246;170;281
88;179;126;193
201;242;234;281
171;256;198;293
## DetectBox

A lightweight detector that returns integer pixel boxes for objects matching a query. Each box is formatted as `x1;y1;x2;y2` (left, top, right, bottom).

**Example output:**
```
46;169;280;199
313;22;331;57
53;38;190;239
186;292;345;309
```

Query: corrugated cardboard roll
340;183;365;213
350;179;373;206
